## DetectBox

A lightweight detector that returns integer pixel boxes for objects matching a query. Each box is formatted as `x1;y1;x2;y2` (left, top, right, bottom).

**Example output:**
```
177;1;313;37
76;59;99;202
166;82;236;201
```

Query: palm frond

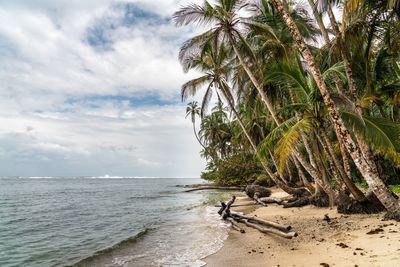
179;29;217;72
342;111;400;165
181;75;212;102
257;116;298;158
173;1;217;26
277;103;309;115
322;61;347;82
201;84;214;117
274;118;312;172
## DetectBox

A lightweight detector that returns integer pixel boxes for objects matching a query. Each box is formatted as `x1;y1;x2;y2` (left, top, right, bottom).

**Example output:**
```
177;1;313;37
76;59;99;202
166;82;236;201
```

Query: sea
0;177;234;267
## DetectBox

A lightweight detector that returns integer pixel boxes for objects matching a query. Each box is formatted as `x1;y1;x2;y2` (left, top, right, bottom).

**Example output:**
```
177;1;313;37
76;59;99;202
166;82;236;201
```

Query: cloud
0;0;205;177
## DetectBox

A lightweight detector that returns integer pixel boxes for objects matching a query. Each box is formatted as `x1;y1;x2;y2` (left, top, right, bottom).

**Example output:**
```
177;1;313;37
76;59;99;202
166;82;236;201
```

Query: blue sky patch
66;94;181;109
86;3;170;50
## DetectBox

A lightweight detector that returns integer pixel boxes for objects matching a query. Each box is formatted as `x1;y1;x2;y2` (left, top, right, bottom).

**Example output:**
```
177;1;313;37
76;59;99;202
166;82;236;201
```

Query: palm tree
173;0;281;125
174;0;327;192
186;101;206;150
181;39;307;195
261;56;368;201
269;0;400;218
199;103;233;159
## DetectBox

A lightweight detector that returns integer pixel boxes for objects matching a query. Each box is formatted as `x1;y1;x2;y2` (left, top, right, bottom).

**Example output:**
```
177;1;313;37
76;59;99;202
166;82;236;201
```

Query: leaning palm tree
174;0;325;191
185;101;206;150
173;0;281;124
260;57;368;202
268;0;400;219
181;40;307;195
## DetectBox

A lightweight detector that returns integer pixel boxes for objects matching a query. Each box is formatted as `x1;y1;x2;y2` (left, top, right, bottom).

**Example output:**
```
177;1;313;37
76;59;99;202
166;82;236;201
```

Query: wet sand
204;188;400;267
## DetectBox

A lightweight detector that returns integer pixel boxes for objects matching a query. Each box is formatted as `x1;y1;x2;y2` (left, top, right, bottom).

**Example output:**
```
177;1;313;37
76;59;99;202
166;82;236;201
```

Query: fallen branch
219;196;236;219
245;185;271;205
238;219;297;239
218;196;297;239
184;186;244;192
253;192;267;206
226;217;245;233
259;196;291;205
230;212;291;232
214;203;255;208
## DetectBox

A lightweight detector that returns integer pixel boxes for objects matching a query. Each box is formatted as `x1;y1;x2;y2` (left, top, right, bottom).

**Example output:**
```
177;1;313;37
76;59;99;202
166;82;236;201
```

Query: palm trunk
292;157;315;193
219;82;306;195
320;128;366;202
230;35;324;190
193;123;205;150
270;0;400;216
326;5;362;114
338;138;352;178
306;0;345;94
307;0;329;43
301;133;317;169
326;4;383;188
229;37;280;125
305;0;360;187
220;81;303;195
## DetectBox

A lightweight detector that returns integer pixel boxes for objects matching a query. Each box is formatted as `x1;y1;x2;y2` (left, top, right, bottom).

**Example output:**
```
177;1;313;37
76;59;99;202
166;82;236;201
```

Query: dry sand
204;188;400;267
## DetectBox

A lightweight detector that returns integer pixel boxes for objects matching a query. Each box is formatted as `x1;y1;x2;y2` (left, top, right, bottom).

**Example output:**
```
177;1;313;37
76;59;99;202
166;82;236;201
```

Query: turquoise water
0;177;231;267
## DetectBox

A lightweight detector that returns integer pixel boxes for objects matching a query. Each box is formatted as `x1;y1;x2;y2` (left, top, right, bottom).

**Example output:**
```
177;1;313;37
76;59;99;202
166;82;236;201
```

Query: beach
205;188;400;267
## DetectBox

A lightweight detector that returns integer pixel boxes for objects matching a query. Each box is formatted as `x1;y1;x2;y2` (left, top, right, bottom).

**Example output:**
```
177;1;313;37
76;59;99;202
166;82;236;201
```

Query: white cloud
0;0;205;177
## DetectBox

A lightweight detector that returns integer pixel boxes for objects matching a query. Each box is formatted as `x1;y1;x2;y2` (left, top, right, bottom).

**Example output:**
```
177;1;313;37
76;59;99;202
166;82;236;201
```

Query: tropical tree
185;101;206;150
268;0;400;218
176;0;400;220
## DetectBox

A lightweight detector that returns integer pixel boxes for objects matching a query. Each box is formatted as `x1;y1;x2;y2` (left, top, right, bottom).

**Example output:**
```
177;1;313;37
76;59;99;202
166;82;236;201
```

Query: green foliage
389;185;400;193
201;152;267;186
176;0;400;195
341;112;400;166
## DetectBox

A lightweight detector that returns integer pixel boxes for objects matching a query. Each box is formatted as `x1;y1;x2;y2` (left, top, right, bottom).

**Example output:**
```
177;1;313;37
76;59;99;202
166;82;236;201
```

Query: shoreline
203;188;400;267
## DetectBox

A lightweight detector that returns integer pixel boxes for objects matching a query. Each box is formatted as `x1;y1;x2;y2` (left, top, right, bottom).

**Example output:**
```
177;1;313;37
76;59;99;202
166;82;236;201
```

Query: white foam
109;253;147;267
155;206;229;267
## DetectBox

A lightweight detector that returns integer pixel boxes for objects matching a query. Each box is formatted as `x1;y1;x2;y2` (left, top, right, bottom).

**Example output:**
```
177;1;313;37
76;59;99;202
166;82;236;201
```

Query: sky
0;0;206;177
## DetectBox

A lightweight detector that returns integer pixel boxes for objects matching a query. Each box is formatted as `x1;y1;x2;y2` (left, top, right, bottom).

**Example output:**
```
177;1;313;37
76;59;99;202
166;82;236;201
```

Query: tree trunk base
245;185;272;198
383;211;400;221
283;193;329;208
337;192;385;214
283;197;309;208
310;194;330;207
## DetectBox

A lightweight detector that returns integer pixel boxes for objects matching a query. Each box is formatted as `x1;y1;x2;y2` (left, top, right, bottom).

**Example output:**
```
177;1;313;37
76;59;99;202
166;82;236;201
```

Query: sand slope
205;189;400;267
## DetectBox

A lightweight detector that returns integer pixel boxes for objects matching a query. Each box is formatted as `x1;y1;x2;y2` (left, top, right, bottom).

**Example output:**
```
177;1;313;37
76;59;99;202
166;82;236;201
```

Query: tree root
283;193;329;208
337;192;385;214
383;211;400;221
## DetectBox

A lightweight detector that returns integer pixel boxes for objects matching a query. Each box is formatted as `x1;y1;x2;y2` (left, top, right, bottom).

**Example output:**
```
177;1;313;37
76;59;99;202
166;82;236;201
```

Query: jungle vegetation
174;0;400;219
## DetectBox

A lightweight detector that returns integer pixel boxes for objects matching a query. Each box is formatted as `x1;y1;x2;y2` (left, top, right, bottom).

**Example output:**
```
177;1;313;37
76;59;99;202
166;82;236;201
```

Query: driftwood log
259;197;284;205
226;217;245;233
214;203;255;208
184;186;244;192
230;212;292;232
238;219;298;239
218;196;297;239
245;185;272;206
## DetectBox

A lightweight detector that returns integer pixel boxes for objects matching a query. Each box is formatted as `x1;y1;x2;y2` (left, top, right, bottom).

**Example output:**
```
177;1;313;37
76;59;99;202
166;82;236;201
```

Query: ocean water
0;177;233;267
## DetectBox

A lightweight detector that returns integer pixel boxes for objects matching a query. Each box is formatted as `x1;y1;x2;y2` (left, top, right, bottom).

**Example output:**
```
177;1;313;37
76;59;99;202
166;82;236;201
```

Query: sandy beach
205;188;400;267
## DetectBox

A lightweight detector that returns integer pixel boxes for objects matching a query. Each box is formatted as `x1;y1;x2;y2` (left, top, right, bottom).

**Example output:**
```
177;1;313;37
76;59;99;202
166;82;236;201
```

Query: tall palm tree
174;0;326;191
181;39;307;195
261;56;368;201
269;0;400;218
186;101;206;149
173;0;281;125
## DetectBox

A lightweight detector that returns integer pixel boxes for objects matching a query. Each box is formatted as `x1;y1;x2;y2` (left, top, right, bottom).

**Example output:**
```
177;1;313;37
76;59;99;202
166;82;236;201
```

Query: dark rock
366;228;384;235
336;242;349;248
